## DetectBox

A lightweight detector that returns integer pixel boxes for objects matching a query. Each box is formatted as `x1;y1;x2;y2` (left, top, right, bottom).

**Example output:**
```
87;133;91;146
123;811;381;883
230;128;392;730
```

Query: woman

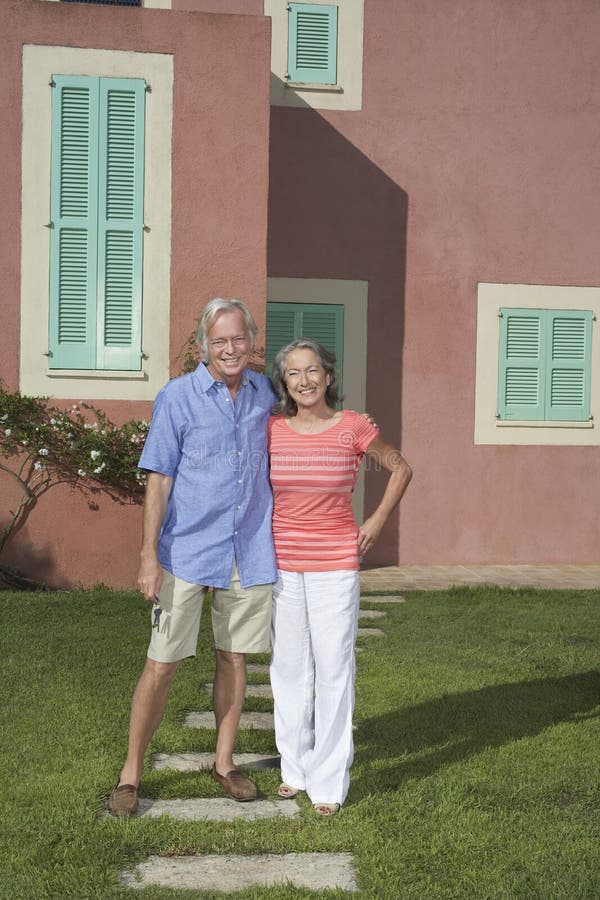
268;338;412;815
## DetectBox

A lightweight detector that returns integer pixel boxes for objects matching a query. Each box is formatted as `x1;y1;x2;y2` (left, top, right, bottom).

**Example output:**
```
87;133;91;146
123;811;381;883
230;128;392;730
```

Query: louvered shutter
96;78;145;370
498;308;545;420
546;310;592;421
287;3;338;85
49;76;100;369
266;303;298;376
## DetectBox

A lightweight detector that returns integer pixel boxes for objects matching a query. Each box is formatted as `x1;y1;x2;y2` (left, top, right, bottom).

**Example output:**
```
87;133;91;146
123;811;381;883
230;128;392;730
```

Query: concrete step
360;594;405;603
246;663;270;674
358;609;386;619
356;627;385;637
202;682;273;699
184;711;274;730
152;752;280;772
121;851;357;892
134;797;300;822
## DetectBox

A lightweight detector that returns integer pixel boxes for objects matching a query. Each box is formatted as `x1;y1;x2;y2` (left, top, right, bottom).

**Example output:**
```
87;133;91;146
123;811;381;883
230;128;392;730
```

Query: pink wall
268;0;600;565
1;0;271;587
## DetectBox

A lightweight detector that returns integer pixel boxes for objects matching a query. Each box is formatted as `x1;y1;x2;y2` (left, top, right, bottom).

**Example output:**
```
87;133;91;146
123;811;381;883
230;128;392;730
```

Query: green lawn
1;586;599;899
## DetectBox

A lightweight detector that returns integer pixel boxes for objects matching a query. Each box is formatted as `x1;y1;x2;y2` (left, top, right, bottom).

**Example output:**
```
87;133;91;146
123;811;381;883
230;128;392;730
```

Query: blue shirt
139;363;277;588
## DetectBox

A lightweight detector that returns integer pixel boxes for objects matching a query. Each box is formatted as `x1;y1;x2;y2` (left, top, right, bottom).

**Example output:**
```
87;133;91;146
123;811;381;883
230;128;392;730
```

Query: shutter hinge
143;224;150;233
498;310;503;318
141;350;149;360
145;83;152;93
49;78;55;88
43;351;51;357
44;222;54;229
593;315;597;322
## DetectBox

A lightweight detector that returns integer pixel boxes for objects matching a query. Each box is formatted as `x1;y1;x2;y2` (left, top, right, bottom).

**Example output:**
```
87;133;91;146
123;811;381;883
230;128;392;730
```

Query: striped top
268;410;379;572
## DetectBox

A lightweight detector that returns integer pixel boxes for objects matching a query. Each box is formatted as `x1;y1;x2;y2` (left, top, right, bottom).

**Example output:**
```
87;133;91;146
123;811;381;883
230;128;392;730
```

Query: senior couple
108;298;411;819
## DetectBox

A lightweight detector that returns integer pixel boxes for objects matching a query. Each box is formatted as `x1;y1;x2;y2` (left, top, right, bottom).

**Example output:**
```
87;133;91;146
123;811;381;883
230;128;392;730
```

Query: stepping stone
358;609;386;619
184;711;274;730
121;852;357;892
152;752;280;772
357;628;385;638
247;664;270;674
202;683;273;699
135;797;300;822
360;594;405;603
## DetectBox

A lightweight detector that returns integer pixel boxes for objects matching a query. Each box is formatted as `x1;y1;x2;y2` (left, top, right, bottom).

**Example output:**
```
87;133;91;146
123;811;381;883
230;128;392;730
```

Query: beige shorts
147;564;272;663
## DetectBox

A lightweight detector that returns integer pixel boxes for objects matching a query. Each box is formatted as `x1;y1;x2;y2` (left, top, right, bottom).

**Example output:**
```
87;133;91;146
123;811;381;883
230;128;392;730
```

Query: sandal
277;783;299;799
314;802;340;816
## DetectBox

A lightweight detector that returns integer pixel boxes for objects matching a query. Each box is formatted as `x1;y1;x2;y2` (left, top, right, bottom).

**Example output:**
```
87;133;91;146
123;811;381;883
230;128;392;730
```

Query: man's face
205;310;251;385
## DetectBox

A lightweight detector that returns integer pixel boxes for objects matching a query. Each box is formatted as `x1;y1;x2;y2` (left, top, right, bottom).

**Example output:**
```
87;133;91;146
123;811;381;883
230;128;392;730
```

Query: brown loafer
211;764;257;801
108;782;139;817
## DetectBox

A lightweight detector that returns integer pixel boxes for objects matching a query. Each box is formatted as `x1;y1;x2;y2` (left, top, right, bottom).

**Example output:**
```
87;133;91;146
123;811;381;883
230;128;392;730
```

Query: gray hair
271;338;342;417
196;298;258;361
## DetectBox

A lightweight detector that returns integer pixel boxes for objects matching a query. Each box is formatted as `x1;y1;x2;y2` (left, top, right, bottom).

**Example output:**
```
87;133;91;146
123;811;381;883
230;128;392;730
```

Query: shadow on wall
267;82;409;565
0;522;61;589
351;670;600;800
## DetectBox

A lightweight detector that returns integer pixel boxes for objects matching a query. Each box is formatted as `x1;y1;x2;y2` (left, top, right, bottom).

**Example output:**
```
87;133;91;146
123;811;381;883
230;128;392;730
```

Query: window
287;2;338;86
62;1;142;7
266;301;344;386
265;0;364;111
498;308;593;422
474;283;600;446
49;75;145;371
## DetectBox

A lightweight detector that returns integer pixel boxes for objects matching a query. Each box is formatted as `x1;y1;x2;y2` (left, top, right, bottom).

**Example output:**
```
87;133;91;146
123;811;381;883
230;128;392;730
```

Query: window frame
475;283;600;446
20;45;173;401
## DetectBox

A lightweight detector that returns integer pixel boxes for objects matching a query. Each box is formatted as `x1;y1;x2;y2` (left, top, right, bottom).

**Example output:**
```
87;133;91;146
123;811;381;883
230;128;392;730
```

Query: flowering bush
0;383;148;561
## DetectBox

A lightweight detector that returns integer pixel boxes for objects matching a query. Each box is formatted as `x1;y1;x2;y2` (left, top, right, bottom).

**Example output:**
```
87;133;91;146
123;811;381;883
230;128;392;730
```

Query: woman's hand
357;514;385;555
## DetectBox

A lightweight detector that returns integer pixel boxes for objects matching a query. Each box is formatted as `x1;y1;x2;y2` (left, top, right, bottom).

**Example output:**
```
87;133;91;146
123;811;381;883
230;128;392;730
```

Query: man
108;298;277;817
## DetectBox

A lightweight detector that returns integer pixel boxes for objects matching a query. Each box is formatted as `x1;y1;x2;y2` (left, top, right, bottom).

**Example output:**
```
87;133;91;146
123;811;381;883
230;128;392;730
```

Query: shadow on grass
352;670;600;798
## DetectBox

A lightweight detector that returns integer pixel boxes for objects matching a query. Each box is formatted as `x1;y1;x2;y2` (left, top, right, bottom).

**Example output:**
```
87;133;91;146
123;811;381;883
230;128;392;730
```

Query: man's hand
138;555;164;601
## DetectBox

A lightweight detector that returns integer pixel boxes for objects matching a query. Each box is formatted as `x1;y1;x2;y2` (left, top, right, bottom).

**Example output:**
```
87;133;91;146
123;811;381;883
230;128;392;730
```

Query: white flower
93;463;106;474
38;448;49;456
77;469;86;477
21;440;29;446
4;428;12;436
34;461;45;471
0;414;8;422
90;450;102;461
50;418;57;425
66;433;73;440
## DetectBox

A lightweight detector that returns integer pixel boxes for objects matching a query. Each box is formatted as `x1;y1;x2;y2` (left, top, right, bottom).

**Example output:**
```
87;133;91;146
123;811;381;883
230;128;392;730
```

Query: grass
0;585;599;899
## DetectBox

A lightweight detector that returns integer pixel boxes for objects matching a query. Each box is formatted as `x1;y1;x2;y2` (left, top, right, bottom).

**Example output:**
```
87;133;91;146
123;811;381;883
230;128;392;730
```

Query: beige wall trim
475;283;600;446
264;0;364;111
267;276;369;517
21;45;173;401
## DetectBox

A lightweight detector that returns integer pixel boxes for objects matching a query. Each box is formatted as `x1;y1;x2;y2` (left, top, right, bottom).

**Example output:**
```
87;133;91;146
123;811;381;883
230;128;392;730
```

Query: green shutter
288;3;338;85
96;78;145;370
265;303;299;376
266;301;344;395
498;307;593;421
49;76;100;369
498;308;545;420
546;310;592;421
49;74;144;371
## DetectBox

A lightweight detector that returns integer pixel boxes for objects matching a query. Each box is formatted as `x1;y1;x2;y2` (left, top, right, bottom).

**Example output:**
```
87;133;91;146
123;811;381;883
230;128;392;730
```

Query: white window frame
264;0;364;111
21;45;173;401
475;283;600;445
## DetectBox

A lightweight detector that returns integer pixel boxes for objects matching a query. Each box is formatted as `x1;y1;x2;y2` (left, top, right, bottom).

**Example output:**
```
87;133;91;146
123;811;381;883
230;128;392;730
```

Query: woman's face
284;348;331;411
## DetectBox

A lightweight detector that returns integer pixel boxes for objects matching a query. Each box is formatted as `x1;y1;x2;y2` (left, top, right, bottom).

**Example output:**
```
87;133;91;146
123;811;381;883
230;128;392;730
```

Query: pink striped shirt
268;410;379;572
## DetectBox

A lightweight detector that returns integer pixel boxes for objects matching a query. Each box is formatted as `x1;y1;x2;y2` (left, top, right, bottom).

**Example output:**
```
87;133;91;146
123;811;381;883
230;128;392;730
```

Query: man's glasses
209;336;248;350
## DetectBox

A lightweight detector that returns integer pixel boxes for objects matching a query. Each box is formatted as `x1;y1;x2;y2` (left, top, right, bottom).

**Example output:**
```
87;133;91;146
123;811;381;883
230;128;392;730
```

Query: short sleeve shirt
139;363;277;588
268;410;379;571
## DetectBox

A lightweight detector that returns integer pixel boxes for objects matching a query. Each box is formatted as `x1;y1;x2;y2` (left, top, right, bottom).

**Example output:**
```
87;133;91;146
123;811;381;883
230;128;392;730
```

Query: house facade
2;0;599;587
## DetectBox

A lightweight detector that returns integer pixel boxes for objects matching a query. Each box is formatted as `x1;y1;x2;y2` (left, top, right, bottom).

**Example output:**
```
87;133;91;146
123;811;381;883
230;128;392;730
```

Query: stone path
119;590;396;892
121;852;358;892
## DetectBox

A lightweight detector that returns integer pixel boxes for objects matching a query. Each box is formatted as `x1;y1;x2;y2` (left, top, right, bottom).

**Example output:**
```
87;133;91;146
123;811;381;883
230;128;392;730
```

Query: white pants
269;568;360;806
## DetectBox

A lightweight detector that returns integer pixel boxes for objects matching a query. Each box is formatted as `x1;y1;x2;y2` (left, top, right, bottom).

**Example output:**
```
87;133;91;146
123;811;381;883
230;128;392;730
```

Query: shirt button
237;505;241;509
234;530;238;535
238;479;242;484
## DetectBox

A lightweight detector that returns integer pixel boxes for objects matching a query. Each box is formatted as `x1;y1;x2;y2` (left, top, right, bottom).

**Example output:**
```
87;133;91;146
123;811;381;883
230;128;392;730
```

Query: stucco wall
1;0;270;587
267;0;600;565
